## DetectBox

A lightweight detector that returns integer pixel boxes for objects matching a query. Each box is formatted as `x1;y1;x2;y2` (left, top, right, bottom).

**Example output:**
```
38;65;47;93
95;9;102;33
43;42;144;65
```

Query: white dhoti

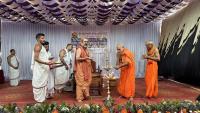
8;56;20;86
55;49;72;90
33;86;47;102
47;70;55;95
55;66;69;90
47;51;55;96
32;46;49;102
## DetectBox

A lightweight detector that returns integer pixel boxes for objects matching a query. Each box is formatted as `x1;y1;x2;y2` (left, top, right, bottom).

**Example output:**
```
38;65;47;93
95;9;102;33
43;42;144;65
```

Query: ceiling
0;0;190;26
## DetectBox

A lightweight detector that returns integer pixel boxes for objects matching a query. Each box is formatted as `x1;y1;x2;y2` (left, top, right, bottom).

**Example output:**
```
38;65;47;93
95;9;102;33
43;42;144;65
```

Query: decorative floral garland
1;98;200;113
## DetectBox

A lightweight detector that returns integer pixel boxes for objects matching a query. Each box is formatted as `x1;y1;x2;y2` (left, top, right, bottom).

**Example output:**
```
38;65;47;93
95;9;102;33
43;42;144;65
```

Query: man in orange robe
75;38;92;102
143;41;160;98
115;44;135;100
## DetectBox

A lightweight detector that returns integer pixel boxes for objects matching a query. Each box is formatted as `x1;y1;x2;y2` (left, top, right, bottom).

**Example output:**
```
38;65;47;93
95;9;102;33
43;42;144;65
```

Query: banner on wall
71;32;108;48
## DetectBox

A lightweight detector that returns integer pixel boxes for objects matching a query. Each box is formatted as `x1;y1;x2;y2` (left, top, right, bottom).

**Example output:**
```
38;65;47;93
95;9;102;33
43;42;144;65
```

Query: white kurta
32;46;49;102
8;56;20;86
47;51;55;95
55;49;72;90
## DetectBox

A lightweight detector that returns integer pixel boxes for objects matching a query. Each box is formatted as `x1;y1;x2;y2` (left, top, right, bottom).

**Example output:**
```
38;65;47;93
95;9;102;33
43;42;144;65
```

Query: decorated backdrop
158;0;200;85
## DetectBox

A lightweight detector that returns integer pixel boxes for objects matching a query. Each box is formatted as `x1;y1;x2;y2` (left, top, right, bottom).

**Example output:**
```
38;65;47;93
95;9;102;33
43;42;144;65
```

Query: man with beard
114;44;135;100
143;41;160;98
75;38;92;102
32;33;54;102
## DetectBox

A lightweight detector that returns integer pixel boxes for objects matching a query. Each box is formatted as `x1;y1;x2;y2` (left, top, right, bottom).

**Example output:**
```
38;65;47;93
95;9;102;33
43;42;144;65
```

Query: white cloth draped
47;51;55;95
8;56;20;86
55;49;72;90
32;46;49;102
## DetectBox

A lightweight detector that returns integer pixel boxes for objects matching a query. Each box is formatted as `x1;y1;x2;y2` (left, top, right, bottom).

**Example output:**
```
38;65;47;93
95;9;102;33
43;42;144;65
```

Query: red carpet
0;79;199;107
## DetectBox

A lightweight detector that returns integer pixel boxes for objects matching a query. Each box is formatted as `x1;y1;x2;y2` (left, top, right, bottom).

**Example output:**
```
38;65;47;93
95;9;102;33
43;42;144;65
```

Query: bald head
80;38;88;48
80;38;87;42
116;43;124;54
145;41;154;50
145;41;154;45
117;43;124;48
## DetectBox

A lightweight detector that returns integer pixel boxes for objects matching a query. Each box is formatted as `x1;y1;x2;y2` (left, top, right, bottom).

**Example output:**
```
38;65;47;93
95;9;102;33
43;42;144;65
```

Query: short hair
10;49;15;53
42;41;49;46
36;33;45;39
67;43;73;47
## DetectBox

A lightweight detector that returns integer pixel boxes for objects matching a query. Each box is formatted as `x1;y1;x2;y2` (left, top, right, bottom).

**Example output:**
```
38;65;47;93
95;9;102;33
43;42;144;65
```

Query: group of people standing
115;41;160;100
31;33;92;103
31;33;73;102
7;32;160;103
32;39;75;101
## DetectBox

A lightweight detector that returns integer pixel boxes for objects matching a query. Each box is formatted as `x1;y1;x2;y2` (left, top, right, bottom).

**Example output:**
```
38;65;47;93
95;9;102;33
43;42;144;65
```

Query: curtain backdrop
158;0;200;85
1;22;161;80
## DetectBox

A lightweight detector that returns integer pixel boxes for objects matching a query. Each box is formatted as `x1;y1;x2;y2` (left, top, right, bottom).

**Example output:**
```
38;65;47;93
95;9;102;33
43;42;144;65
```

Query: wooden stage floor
0;79;199;107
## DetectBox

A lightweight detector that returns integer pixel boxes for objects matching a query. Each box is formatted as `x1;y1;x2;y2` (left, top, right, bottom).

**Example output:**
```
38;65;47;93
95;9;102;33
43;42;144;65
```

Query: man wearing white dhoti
7;49;20;86
32;33;54;102
55;44;73;93
63;46;76;92
43;41;55;99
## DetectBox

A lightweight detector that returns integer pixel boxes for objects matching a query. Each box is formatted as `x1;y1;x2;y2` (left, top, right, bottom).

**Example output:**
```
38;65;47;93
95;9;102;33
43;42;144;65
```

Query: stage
0;79;199;107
